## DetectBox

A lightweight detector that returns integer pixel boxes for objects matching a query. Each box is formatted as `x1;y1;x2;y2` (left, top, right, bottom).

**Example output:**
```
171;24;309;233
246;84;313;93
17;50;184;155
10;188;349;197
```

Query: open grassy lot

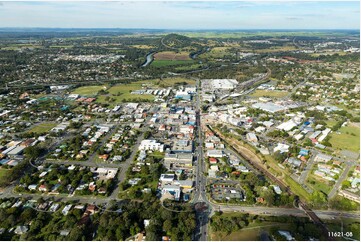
157;77;196;87
71;85;106;96
250;90;288;98
107;82;147;95
154;51;191;60
306;174;333;194
329;126;360;152
325;120;338;128
96;81;154;106
200;47;233;58
27;122;57;134
211;228;261;241
151;60;194;67
210;218;288;241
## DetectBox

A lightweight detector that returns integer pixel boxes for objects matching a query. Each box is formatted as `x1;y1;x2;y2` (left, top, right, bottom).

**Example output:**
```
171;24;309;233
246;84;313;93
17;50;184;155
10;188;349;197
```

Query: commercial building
163;153;193;170
211;79;238;89
277;119;299;131
171;140;193;153
314;153;332;163
161;185;181;201
207;150;223;158
252;102;286;113
246;132;258;142
139;139;164;152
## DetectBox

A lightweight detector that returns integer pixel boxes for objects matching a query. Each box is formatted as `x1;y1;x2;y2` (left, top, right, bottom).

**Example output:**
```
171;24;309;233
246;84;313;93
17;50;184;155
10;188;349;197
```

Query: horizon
0;27;360;31
0;1;359;30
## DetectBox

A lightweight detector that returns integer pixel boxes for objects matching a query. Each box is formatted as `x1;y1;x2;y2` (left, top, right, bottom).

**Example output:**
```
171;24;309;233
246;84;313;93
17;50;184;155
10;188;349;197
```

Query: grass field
329;126;360;152
0;169;7;180
250;90;288;98
200;47;233;58
311;51;348;57
306;174;333;194
96;81;154;106
27;122;57;134
175;64;204;71
285;176;312;202
131;45;155;49
151;60;194;67
71;85;106;96
211;228;260;241
210;217;289;241
157;77;196;87
325;120;338;128
154;51;191;60
49;45;74;49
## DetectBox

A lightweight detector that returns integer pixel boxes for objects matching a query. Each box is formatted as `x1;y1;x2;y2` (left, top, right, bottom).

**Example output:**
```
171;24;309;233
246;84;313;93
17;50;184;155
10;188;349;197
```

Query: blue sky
0;1;359;29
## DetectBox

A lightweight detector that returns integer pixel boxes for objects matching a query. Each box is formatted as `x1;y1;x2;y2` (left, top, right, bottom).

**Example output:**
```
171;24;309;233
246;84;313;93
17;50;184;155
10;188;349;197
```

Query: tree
68;226;84;241
341;180;351;189
163;220;173;232
24;146;44;160
20;208;36;223
143;131;151;139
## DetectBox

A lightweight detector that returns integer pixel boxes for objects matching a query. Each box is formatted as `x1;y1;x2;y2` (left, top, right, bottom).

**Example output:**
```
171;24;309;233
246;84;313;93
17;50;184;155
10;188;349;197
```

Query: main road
192;79;213;241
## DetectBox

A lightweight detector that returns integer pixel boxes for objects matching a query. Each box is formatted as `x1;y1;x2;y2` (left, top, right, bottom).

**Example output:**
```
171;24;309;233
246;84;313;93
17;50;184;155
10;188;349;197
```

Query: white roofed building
139;139;164;152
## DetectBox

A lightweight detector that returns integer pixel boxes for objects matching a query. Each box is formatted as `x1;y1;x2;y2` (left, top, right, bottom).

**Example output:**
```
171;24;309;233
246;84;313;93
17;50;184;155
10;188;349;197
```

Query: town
0;26;359;241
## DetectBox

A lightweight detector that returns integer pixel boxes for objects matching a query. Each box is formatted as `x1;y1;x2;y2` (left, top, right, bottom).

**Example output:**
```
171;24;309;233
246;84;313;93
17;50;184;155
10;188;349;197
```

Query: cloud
286;17;303;21
0;1;358;29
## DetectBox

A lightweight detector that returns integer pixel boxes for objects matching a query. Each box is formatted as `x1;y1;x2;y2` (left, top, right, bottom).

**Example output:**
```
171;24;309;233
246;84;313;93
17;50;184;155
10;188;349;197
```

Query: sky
0;1;359;29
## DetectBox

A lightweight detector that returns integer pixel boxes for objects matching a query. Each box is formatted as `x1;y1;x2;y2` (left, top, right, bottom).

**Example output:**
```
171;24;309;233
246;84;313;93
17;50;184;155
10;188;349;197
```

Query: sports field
71;85;106;96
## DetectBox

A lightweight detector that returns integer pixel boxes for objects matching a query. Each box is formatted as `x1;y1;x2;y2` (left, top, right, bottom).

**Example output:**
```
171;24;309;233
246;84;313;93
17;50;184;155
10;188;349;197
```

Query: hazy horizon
0;1;359;30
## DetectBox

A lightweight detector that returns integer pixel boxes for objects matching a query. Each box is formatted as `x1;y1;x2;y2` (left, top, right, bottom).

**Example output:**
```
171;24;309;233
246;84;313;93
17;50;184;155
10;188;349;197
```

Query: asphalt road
299;152;317;184
108;116;152;200
191;79;212;241
328;162;353;199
